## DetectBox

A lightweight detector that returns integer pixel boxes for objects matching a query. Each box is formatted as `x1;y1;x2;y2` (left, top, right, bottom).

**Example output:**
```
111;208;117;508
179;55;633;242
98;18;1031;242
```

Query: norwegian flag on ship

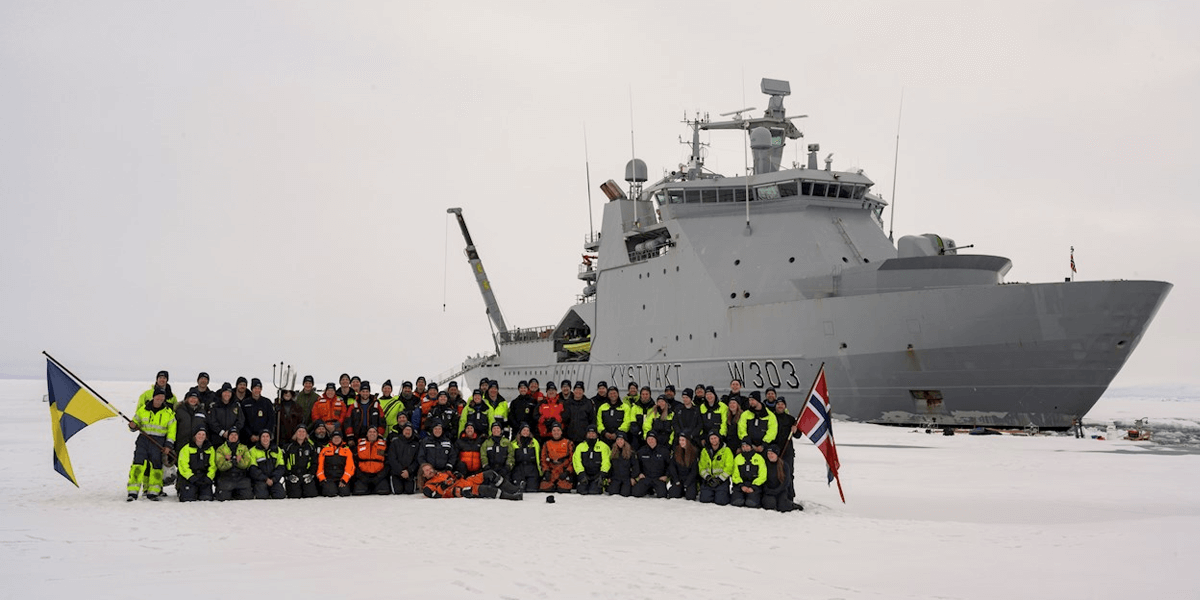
797;364;845;502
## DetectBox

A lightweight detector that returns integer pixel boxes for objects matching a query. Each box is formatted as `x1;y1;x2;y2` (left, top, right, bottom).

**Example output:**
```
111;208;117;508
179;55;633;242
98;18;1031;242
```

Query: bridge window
755;185;780;200
667;190;684;204
779;181;798;197
811;182;827;197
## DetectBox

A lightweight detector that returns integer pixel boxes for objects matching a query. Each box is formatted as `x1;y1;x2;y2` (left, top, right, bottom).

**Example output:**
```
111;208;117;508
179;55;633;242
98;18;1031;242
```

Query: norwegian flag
797;364;845;502
1070;246;1077;274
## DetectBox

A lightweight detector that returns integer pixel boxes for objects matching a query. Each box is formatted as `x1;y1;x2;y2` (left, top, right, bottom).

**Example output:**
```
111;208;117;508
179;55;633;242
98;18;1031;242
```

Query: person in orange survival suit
418;464;522;500
352;427;390;496
317;429;355;497
539;421;574;492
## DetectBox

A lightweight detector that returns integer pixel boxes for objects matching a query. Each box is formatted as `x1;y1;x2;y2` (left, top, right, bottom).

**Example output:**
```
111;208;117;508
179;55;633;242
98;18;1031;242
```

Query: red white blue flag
797;364;845;502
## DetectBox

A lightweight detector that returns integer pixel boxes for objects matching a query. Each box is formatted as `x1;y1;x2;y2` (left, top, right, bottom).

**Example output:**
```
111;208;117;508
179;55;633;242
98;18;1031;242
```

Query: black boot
499;488;524;501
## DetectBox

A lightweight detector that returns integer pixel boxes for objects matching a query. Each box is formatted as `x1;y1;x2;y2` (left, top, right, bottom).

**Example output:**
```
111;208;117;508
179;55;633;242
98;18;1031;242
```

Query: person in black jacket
507;381;537;440
590;381;609;414
277;389;306;442
771;395;803;501
672;389;703;444
562;381;595;444
283;424;319;498
387;423;421;495
310;420;332;449
207;383;244;444
240;380;275;445
761;445;797;512
424;393;459;438
632;431;670;498
606;432;637;497
667;434;700;501
173;391;207;498
417;420;457;472
509;424;541;492
186;372;217;408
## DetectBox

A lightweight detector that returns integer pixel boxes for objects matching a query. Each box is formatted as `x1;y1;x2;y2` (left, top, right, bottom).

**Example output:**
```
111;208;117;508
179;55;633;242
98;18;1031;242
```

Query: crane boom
447;207;509;337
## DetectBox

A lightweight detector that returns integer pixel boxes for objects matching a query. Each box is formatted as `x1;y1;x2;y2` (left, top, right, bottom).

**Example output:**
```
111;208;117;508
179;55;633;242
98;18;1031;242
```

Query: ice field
2;379;1198;599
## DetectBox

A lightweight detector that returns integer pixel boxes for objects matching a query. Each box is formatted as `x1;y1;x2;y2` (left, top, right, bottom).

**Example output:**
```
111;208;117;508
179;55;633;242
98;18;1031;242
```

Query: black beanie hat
236;376;248;386
360;381;371;391
382;379;392;388
156;370;169;380
325;382;336;391
220;382;233;392
251;378;262;389
303;375;314;384
197;372;208;381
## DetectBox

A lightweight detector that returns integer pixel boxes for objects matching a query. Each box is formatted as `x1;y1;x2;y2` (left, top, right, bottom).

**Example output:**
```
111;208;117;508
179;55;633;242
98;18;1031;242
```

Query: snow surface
3;379;1198;599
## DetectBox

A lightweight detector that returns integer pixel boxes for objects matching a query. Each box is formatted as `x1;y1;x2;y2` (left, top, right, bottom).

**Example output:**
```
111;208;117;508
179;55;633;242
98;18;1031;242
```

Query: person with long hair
667;434;699;501
761;445;798;512
605;432;637;497
724;398;744;451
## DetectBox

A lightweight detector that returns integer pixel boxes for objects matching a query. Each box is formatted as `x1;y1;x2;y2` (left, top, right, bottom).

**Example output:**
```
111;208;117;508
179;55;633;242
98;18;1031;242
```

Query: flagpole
834;472;846;503
43;351;172;454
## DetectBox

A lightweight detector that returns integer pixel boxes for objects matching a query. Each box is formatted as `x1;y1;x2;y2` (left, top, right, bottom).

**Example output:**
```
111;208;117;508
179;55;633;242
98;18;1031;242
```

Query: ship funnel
750;127;775;174
625;159;648;183
807;144;819;169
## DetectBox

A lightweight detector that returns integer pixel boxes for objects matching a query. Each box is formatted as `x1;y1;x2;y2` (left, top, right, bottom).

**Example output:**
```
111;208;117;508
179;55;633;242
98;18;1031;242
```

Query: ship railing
578;263;597;276
498;325;555;343
583;231;601;247
435;353;495;387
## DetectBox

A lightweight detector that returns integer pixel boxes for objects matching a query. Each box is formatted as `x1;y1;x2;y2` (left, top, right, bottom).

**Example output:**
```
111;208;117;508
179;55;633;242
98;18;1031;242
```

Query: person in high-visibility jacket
597;388;632;448
176;428;216;502
539;422;574;492
508;424;542;492
126;388;177;501
642;396;675;447
699;387;728;441
698;431;734;506
731;439;767;509
214;429;254;501
136;370;178;411
247;430;286;500
352;427;390;495
459;390;493;437
481;422;513;479
737;392;778;453
418;464;523;500
317;430;354;497
572;425;611;495
484;381;509;433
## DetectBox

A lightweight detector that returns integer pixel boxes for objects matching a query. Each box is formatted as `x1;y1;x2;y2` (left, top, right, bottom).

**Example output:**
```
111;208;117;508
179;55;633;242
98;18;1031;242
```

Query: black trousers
605;477;632;497
253;479;286;499
353;473;392;495
762;489;795;512
632;477;667;498
668;480;698;500
576;469;604;495
320;479;352;497
730;485;762;508
390;475;416;495
177;480;213;502
510;463;539;492
215;476;252;501
286;477;319;499
698;482;730;505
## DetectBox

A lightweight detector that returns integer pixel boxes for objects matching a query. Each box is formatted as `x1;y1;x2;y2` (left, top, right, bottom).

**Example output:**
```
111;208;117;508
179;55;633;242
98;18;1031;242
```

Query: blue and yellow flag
46;358;119;486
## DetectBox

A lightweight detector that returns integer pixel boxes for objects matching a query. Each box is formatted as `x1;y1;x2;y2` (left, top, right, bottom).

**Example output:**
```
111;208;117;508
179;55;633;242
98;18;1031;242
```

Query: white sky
2;1;1197;390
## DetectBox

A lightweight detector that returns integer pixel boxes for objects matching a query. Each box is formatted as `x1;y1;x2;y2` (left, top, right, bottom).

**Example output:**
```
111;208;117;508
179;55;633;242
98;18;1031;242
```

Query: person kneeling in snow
418;464;523;500
214;429;254;501
177;428;216;502
248;430;286;500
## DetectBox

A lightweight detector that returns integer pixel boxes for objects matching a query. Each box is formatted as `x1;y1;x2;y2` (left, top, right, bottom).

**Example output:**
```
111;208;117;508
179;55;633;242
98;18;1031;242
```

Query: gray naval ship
443;78;1171;430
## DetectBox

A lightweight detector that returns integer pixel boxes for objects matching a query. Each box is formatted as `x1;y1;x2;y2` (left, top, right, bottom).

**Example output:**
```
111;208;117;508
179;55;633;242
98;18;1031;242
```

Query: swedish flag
46;357;119;486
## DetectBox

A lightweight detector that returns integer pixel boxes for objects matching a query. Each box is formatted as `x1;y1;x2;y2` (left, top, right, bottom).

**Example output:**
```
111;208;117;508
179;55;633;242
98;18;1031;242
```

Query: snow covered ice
2;379;1198;599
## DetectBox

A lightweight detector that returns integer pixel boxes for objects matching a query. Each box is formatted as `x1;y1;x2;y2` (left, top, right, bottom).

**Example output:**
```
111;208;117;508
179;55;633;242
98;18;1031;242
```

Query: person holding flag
126;387;177;501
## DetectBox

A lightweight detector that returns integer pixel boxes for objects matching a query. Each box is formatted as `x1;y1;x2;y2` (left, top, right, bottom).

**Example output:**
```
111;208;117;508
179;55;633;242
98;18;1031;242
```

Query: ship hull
457;279;1170;429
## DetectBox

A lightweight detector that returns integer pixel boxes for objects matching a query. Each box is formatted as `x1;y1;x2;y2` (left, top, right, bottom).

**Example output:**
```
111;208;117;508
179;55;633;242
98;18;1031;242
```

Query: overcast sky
2;1;1196;392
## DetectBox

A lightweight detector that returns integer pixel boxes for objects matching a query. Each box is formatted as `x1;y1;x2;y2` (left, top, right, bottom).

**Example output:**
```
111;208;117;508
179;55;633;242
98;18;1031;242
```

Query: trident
271;361;297;440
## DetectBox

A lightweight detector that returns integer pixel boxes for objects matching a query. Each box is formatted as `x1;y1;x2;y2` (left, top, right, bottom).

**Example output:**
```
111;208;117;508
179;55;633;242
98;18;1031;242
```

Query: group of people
125;371;803;511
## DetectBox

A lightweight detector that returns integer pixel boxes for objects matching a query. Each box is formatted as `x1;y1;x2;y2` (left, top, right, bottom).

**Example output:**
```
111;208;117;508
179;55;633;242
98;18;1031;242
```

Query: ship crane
447;208;509;344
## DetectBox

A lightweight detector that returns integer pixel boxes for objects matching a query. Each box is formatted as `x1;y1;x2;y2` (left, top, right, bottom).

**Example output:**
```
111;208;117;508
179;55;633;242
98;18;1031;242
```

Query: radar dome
625;159;648;183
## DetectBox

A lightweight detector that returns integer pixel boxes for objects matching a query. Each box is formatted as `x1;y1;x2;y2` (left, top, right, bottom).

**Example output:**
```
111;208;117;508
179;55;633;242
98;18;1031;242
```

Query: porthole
714;332;718;338
675;335;679;341
743;292;750;298
788;257;795;263
730;293;736;299
840;343;848;349
1116;340;1128;348
689;334;693;340
663;269;667;274
734;259;741;266
842;257;848;263
675;266;680;272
